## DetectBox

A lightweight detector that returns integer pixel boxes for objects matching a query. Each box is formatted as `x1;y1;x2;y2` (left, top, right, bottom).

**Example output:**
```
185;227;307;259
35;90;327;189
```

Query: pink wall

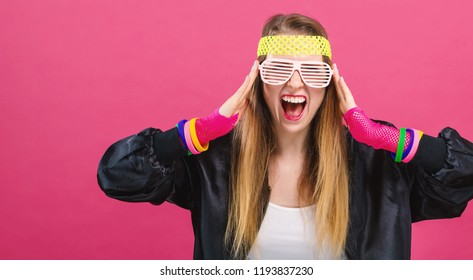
1;0;472;259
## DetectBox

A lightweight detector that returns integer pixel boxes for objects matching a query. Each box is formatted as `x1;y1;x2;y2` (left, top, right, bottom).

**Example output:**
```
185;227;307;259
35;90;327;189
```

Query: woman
97;14;473;259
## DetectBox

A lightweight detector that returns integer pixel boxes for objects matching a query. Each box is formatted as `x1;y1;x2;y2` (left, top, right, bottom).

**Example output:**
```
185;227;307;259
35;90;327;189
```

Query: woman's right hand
194;60;259;145
218;60;260;120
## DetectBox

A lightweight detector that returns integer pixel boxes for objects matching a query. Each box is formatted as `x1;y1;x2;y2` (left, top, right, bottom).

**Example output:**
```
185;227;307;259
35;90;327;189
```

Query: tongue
282;101;304;118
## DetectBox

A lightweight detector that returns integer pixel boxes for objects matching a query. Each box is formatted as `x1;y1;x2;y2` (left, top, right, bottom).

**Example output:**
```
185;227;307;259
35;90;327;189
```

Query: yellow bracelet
189;118;209;152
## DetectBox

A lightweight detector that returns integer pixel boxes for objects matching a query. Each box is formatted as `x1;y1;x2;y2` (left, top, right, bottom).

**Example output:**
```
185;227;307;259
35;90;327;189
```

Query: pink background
1;0;472;259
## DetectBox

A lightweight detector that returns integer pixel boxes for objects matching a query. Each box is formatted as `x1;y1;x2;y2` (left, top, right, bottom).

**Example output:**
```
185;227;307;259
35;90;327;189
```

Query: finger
339;76;352;99
332;63;345;101
234;74;251;97
235;60;259;106
332;63;340;82
240;60;259;98
339;76;357;109
249;60;259;80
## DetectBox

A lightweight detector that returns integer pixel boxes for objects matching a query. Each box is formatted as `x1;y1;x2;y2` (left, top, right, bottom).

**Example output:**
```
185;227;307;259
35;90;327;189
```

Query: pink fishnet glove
344;107;411;153
195;108;239;144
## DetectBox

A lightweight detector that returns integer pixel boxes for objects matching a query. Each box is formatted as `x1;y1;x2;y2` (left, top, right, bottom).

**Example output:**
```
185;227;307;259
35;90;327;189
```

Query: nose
286;70;304;89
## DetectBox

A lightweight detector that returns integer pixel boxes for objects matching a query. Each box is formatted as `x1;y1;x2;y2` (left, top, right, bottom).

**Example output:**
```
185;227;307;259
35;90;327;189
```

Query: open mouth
281;95;307;121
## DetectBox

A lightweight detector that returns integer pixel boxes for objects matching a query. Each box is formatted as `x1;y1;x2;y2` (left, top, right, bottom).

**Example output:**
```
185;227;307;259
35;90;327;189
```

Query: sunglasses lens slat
262;68;294;75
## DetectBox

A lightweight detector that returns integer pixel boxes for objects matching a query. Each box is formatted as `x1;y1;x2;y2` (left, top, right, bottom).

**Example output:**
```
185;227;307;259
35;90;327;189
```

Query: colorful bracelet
189;118;209;153
176;119;192;156
402;128;414;159
184;121;201;155
394;128;406;163
403;129;424;163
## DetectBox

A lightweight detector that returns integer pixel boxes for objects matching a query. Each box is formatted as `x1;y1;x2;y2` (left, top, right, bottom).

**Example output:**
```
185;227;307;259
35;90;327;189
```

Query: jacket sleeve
97;127;195;209
409;127;473;222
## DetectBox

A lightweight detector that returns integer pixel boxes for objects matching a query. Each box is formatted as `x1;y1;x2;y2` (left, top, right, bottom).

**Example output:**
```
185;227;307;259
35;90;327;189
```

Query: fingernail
252;60;257;70
333;63;338;72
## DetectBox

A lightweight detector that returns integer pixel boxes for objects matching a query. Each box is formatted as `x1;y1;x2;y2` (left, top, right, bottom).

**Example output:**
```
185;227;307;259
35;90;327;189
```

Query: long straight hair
225;14;350;259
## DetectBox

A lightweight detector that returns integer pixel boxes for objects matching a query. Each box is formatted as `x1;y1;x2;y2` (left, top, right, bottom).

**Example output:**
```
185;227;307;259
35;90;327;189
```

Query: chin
277;116;313;135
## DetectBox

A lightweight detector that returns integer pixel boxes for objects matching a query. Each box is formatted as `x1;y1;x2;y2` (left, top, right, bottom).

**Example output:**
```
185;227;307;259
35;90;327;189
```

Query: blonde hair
225;14;350;259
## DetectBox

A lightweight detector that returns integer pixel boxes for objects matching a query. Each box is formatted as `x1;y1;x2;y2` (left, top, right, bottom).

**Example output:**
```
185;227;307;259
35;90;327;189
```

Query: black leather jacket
97;126;473;259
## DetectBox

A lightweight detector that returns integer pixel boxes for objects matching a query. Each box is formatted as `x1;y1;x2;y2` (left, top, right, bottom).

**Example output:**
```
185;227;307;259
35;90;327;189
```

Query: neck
273;126;309;160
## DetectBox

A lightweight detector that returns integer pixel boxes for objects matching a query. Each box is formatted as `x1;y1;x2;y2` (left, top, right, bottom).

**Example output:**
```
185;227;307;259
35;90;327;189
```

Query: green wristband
395;128;406;163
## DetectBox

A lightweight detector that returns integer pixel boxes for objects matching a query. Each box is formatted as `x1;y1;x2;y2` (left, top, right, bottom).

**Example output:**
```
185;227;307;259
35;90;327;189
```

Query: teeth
282;96;306;104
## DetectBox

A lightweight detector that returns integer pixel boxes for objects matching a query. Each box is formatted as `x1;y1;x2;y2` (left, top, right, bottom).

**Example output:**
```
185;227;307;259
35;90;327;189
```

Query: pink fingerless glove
344;107;411;153
195;108;239;144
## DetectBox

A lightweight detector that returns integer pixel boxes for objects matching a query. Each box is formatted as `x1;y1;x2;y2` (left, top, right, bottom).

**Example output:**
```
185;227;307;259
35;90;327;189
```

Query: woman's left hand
332;63;357;115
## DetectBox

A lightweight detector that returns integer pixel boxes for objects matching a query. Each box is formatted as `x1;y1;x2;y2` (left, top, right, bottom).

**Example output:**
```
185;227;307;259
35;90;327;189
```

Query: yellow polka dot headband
257;35;332;59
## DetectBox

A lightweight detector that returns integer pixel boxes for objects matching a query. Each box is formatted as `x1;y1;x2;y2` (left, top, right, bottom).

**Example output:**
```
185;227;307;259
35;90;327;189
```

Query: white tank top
247;202;342;260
